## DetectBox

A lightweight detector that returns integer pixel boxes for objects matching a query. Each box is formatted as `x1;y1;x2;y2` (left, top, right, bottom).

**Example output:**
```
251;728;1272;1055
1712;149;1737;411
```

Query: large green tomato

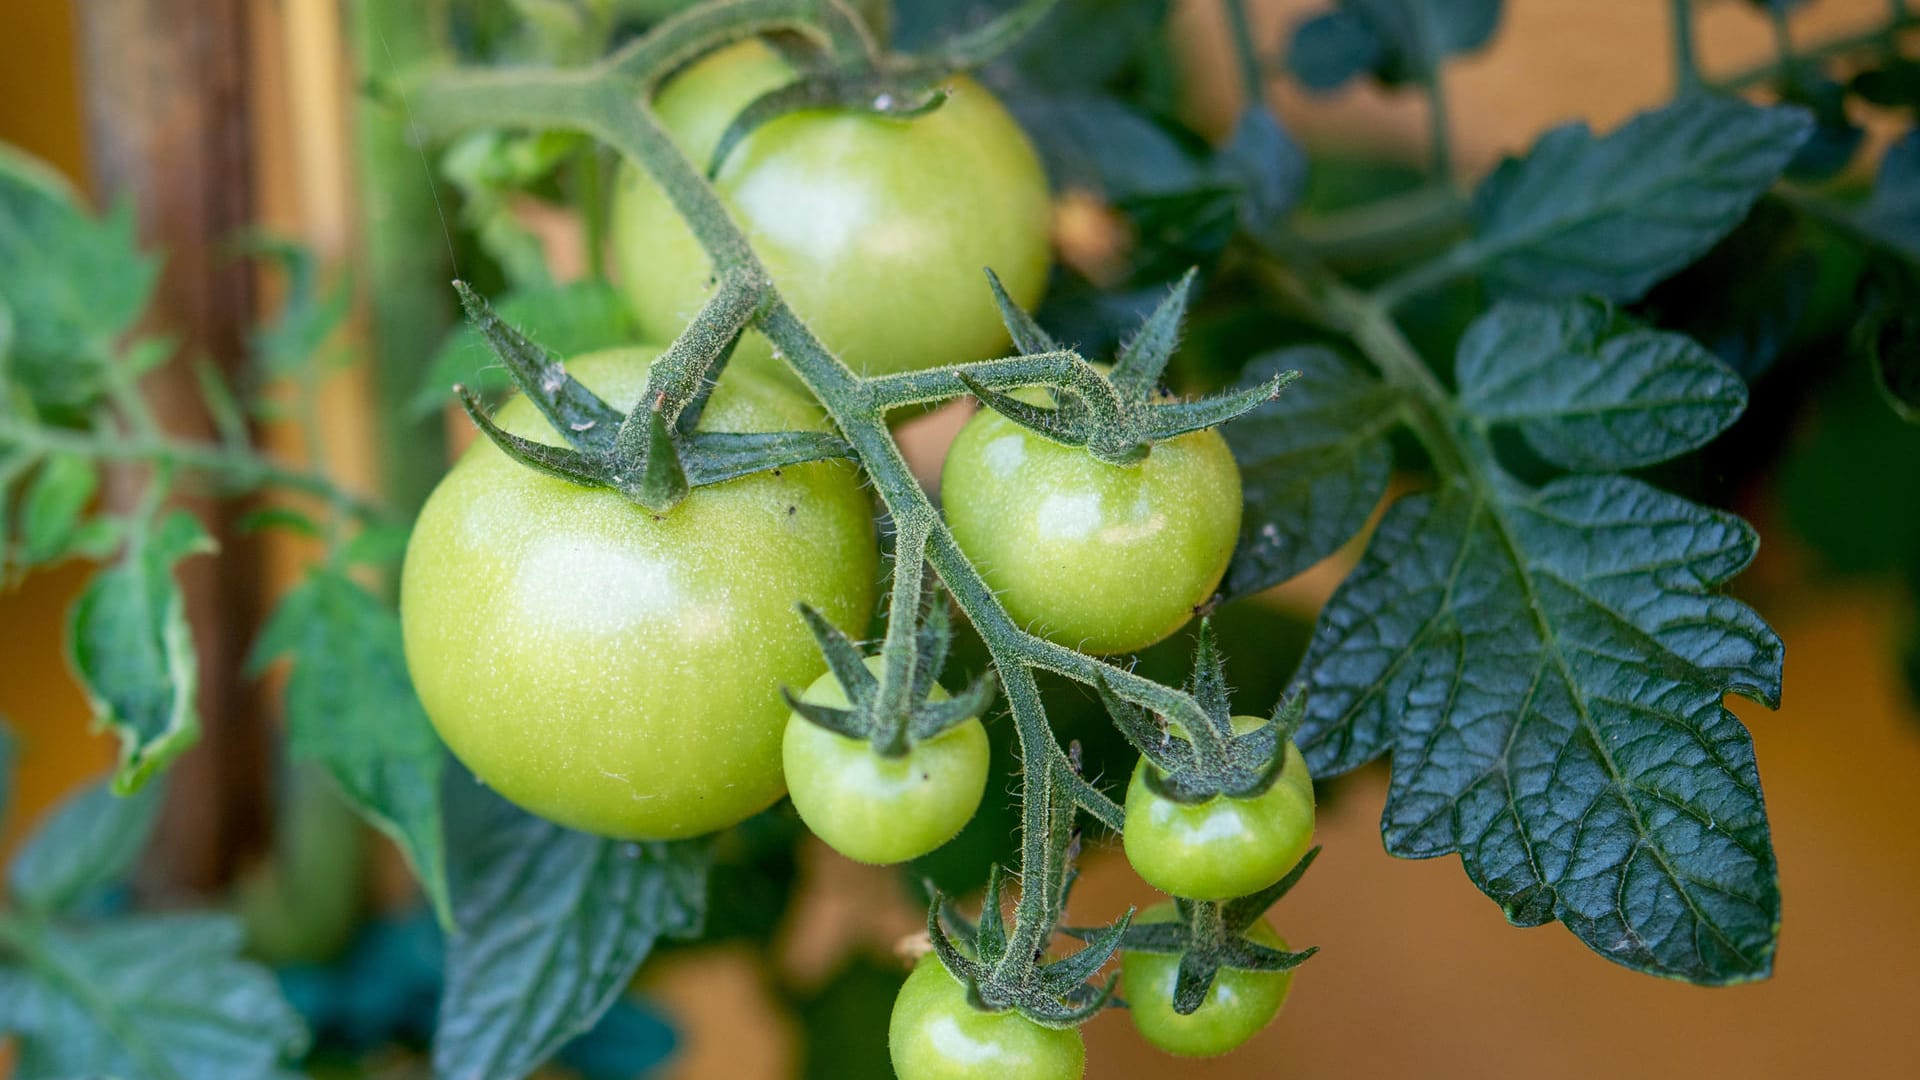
940;404;1243;655
1120;903;1294;1058
401;348;878;839
1123;717;1315;901
889;956;1086;1080
611;38;1052;378
783;656;990;865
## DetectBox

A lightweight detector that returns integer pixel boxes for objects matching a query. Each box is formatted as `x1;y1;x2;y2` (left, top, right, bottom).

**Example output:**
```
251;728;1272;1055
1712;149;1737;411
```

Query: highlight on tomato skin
1120;903;1296;1059
400;349;880;840
611;37;1054;380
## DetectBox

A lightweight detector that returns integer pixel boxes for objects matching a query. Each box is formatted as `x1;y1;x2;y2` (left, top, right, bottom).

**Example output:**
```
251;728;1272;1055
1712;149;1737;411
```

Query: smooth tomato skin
783;656;989;865
1123;718;1315;900
611;38;1052;378
1120;902;1294;1058
401;348;878;839
939;406;1243;655
889;956;1086;1080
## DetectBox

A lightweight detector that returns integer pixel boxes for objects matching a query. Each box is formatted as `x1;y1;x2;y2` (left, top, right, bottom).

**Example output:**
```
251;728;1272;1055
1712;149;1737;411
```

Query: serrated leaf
434;777;710;1080
0;913;309;1080
7;775;163;915
1466;96;1813;302
1294;472;1783;984
1223;347;1400;597
65;511;215;794
1456;299;1748;470
0;145;158;418
252;568;451;924
413;280;636;417
17;453;97;566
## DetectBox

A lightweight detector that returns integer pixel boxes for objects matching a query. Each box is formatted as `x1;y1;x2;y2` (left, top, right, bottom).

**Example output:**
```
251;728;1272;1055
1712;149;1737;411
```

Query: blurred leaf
1287;0;1502;90
1219;106;1308;232
556;996;678;1080
7;776;164;916
434;776;709;1080
0;914;309;1080
16;453;97;567
1224;347;1398;597
1456;299;1748;470
412;279;636;417
1780;358;1920;573
0;721;14;837
1850;58;1920;111
241;235;353;379
896;0;1170;91
1855;262;1920;423
1638;200;1816;380
66;511;215;794
0;144;158;419
1779;71;1863;182
1465;96;1812;301
1295;473;1782;984
1007;93;1214;200
1860;129;1920;264
339;519;414;568
692;808;801;945
794;955;908;1080
252;568;451;925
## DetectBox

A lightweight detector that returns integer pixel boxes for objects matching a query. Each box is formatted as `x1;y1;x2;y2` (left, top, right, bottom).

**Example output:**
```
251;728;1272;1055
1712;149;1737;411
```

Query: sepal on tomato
973;270;1297;464
450;281;852;511
1097;619;1304;803
1073;848;1321;1017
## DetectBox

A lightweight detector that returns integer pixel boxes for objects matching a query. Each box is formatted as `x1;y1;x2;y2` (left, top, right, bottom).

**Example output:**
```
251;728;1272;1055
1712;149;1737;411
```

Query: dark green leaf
1289;0;1502;89
1467;96;1813;301
1779;72;1863;182
898;0;1171;91
65;511;216;793
1223;348;1399;597
1006;94;1212;200
17;453;97;566
1860;129;1920;264
1637;200;1815;380
434;778;710;1080
0;144;158;418
793;955;907;1080
413;280;636;417
1218;107;1307;231
1294;472;1783;984
0;913;309;1080
251;568;451;924
8;776;163;914
1456;299;1748;470
1850;58;1920;110
1287;9;1383;91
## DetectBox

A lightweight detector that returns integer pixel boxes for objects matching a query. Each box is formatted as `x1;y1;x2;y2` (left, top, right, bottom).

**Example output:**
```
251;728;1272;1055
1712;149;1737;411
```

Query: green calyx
703;0;1060;178
786;563;995;759
451;278;852;512
925;864;1129;1029
967;269;1298;465
1098;618;1302;803
1079;849;1321;1016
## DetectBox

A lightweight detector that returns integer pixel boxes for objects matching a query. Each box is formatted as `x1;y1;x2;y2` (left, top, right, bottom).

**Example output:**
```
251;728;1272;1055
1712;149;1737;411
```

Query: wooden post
75;0;270;892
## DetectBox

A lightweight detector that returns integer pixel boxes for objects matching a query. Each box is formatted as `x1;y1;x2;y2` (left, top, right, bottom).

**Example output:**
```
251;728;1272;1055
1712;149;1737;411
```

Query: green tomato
401;348;878;839
889;955;1086;1080
611;38;1053;378
939;402;1243;655
783;656;990;865
1123;717;1315;901
1120;902;1294;1058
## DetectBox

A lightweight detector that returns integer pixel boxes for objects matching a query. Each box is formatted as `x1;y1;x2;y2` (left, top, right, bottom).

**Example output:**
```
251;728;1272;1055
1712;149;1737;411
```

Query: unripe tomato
940;404;1242;655
889;955;1086;1080
401;348;878;839
1120;902;1295;1057
783;656;990;864
611;38;1053;377
1123;717;1315;901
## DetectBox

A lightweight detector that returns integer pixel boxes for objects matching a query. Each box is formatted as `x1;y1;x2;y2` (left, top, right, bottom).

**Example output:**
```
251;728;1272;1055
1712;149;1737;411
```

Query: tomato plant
612;37;1053;378
11;0;1913;1076
784;654;990;865
1120;903;1294;1058
402;348;879;838
889;955;1087;1080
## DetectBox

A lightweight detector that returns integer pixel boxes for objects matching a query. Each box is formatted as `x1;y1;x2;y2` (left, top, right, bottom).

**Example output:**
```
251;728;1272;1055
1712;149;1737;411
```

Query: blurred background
3;1;1918;1078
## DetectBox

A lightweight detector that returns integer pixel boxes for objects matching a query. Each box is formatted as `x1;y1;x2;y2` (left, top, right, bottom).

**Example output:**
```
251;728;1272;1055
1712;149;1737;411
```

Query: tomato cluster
402;38;1316;1078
